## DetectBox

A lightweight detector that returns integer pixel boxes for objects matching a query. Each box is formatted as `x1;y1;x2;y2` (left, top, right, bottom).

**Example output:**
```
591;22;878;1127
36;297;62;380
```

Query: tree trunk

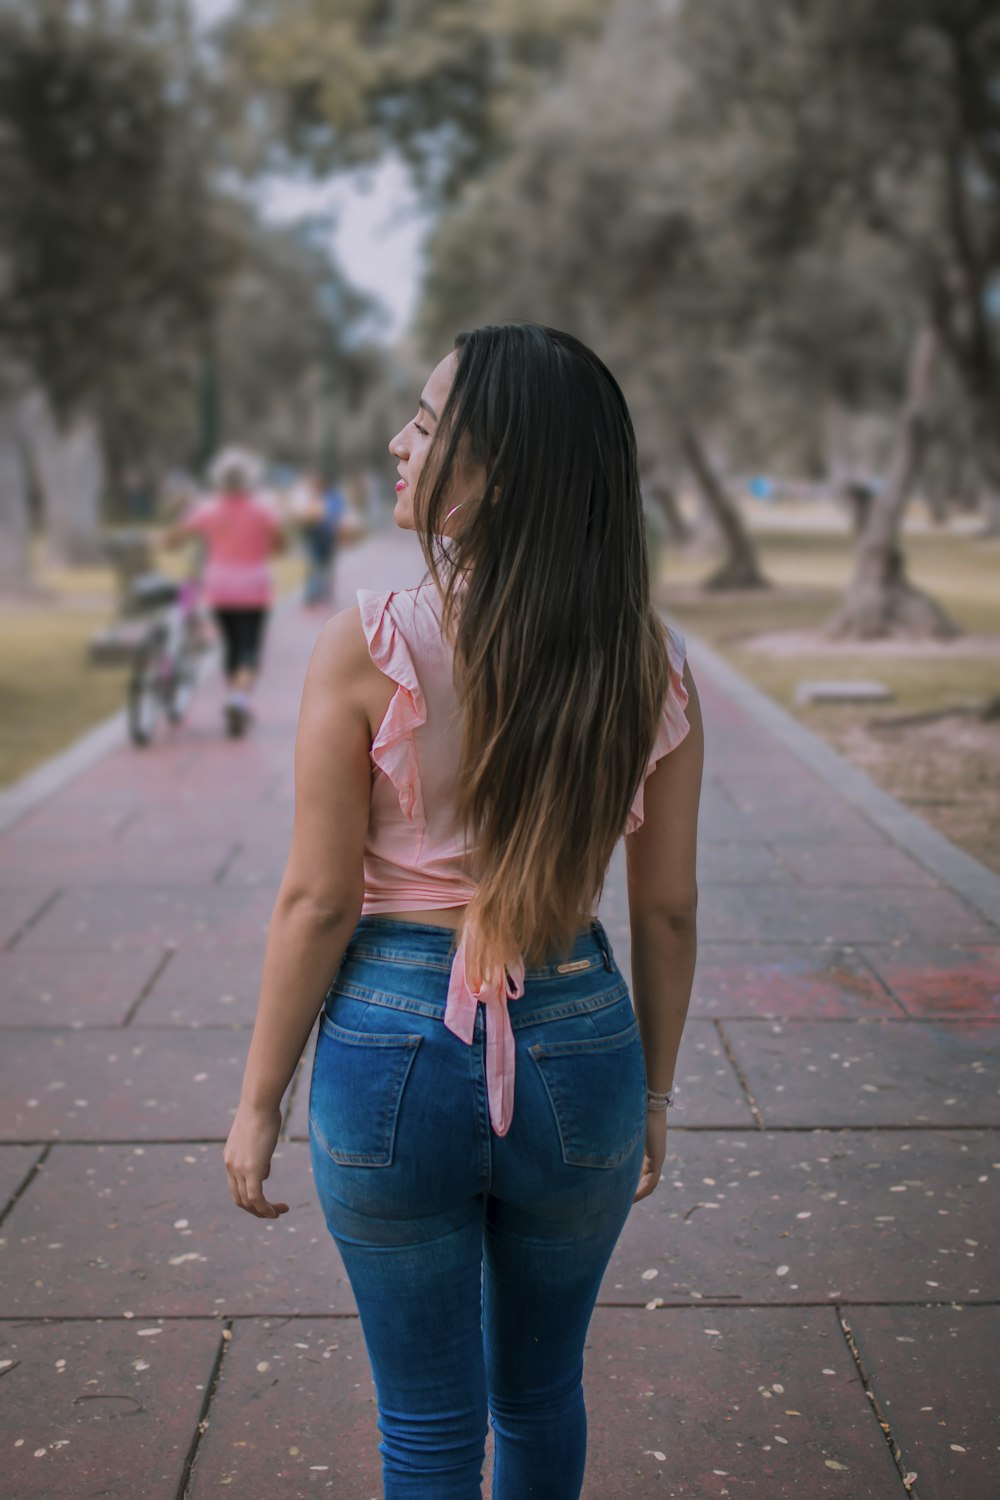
973;424;1000;536
827;327;958;640
640;458;692;543
0;395;33;591
17;389;106;567
979;486;1000;537
678;425;768;589
824;397;853;490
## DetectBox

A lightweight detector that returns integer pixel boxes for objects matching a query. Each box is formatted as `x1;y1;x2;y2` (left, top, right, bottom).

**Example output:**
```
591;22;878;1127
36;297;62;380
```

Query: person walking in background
292;470;340;607
164;446;284;738
224;324;704;1497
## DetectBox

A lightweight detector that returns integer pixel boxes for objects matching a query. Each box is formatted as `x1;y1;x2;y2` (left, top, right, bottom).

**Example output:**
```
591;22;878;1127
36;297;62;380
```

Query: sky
194;0;426;341
260;161;427;341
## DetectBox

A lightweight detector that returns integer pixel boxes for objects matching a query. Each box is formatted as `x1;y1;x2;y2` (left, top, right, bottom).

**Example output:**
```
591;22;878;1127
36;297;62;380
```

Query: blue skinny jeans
308;916;646;1499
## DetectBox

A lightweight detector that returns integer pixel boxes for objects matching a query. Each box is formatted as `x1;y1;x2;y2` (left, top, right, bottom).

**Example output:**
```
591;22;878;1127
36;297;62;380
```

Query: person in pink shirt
166;447;284;737
225;326;704;1496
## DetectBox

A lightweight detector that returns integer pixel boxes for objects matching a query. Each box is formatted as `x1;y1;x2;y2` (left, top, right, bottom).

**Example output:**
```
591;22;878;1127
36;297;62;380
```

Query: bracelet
646;1088;674;1112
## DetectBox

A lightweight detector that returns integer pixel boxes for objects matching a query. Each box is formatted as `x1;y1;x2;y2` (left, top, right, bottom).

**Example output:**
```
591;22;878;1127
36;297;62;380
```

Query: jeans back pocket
310;1013;422;1167
529;1020;645;1169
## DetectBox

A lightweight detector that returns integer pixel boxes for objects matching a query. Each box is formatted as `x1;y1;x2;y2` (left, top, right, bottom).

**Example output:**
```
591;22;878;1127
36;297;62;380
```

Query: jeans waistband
345;915;616;979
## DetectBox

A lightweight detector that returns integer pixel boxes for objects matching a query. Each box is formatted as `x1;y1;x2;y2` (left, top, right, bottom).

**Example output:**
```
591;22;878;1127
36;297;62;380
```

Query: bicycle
126;572;209;747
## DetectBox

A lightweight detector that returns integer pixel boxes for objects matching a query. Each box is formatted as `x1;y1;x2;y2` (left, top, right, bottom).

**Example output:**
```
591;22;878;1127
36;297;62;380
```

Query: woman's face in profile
389;351;474;534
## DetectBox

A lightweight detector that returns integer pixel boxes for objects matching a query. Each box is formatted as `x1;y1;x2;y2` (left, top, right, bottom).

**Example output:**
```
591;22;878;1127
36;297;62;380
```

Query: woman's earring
444;500;466;523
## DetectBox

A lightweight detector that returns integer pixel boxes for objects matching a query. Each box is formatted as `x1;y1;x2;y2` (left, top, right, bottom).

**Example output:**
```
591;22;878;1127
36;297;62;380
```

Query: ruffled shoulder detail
624;626;691;836
357;588;427;823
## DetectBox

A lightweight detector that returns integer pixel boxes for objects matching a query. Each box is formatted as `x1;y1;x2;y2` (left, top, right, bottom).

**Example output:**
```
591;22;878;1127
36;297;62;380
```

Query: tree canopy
0;1;235;418
225;0;602;200
0;0;387;572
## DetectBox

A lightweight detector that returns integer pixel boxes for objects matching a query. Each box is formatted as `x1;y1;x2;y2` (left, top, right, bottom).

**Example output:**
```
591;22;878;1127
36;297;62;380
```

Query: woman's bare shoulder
311;606;372;681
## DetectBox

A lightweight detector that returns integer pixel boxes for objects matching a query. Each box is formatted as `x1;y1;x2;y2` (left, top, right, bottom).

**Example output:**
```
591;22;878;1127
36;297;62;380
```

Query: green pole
196;342;219;475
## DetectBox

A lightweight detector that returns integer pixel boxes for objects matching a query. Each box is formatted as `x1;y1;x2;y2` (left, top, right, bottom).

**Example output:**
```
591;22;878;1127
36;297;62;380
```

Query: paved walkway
1;529;997;1499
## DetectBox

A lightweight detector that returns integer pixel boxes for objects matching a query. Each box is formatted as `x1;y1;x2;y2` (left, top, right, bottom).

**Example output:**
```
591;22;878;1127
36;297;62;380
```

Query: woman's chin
393;497;416;531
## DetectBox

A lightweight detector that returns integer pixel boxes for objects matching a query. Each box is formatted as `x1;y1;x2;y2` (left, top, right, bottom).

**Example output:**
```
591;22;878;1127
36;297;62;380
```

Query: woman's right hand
224;1101;290;1219
633;1109;667;1202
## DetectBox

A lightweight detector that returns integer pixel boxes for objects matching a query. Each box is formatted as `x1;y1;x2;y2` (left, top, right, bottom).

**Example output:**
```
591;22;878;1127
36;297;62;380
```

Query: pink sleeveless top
357;581;690;1135
182;492;280;607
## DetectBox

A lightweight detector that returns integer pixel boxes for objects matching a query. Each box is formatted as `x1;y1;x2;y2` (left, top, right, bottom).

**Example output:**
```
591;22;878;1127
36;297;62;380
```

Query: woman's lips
395;479;408;492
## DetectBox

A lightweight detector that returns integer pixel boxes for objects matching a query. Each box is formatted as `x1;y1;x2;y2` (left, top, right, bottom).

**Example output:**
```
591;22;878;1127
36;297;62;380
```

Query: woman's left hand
633;1108;667;1202
223;1101;290;1218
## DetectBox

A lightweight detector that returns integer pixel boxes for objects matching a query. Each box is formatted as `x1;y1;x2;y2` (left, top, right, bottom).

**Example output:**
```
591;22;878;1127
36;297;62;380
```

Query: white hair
208;446;263;492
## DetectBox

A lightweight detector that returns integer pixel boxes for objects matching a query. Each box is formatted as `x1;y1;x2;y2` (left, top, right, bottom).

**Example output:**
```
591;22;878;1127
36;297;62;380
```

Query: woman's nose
388;430;407;458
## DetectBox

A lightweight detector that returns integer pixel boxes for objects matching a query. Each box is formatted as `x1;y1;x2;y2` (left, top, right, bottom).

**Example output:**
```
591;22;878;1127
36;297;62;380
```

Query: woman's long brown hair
415;324;672;980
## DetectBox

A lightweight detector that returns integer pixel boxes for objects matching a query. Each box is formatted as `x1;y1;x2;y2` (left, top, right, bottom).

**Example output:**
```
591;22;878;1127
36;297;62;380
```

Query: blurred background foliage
0;0;997;639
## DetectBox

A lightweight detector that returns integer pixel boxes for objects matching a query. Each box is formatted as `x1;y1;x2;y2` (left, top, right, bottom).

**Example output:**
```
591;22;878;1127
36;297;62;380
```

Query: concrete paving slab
120;804;293;846
3;838;237;887
714;760;854;802
0;1318;222;1500
668;1021;756;1128
1;884;62;950
113;758;282;807
0;946;166;1027
861;945;1000;1019
711;786;886;847
691;946;904;1020
213;832;289;889
695;795;775;845
581;1306;902;1498
185;1317;380;1499
216;856;288;891
24;837;239;887
847;1304;1000;1500
17;883;273;953
12;798;143;840
119;817;291;893
774;842;941;888
733;884;996;945
696;841;793;885
686;886;767;943
64;753;196;803
723;1019;1000;1128
0;1028;256;1140
132;945;269;1026
1;1142;354;1318
600;1131;998;1306
0;1144;44;1213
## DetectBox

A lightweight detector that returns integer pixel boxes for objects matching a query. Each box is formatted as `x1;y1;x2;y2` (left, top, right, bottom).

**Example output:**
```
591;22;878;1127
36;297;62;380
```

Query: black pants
214;607;269;677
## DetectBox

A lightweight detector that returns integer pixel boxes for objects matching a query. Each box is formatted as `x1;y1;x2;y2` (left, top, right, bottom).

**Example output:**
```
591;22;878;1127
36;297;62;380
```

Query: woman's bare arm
223;606;374;1217
625;663;704;1199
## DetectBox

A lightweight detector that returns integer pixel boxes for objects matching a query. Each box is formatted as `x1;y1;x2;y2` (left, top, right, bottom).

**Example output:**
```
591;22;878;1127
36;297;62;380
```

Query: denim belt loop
591;920;615;972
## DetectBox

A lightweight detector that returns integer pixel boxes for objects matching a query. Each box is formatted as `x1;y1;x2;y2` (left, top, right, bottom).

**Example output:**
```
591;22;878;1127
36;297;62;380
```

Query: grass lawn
660;522;999;710
656;507;1000;876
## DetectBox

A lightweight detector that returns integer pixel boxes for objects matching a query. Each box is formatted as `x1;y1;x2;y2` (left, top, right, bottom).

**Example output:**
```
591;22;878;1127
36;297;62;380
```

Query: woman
224;325;704;1497
168;446;284;737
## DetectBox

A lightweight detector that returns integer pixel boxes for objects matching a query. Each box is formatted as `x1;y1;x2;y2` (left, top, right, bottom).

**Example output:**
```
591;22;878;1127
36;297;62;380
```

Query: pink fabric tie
444;923;526;1136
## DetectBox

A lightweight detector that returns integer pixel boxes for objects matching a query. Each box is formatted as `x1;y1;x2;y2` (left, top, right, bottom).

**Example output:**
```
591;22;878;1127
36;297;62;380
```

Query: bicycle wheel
166;642;198;724
128;632;165;746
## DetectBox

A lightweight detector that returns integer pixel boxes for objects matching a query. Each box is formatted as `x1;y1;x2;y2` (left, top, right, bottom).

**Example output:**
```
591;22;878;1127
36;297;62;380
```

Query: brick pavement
1;527;997;1499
